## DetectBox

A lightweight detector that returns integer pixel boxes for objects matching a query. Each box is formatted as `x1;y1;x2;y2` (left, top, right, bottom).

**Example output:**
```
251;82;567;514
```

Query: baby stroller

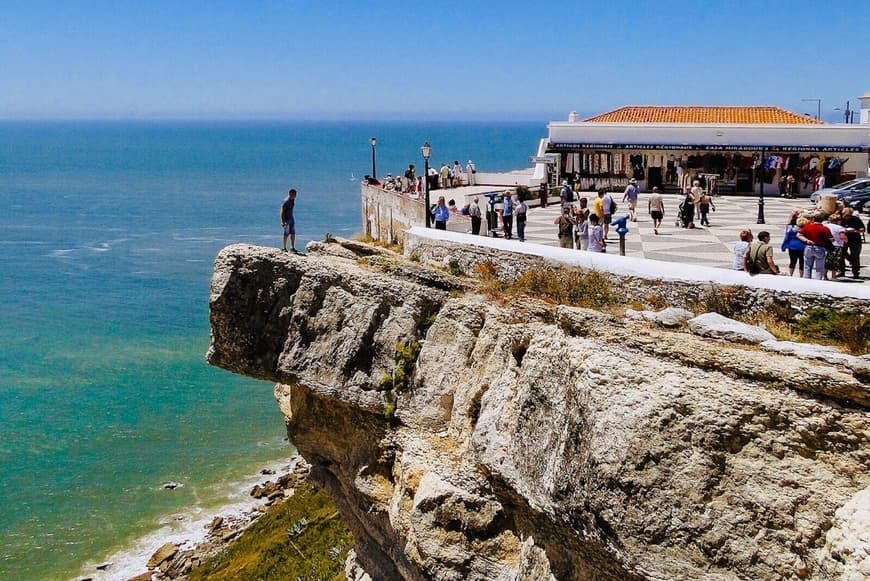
677;197;695;228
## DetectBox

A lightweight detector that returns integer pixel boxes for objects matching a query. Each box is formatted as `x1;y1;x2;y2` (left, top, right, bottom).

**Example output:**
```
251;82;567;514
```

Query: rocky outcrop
208;242;870;580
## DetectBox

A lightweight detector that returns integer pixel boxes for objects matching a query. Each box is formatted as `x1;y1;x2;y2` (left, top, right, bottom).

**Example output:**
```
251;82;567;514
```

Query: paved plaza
515;193;867;284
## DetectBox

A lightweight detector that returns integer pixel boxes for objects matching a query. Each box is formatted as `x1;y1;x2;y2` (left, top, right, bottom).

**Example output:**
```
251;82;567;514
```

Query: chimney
860;93;870;125
568;111;579;123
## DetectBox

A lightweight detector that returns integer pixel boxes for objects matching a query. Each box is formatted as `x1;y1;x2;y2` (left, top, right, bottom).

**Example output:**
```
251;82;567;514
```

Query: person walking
514;195;528;242
280;188;298;253
587;214;606;253
842;208;865;279
780;212;806;277
648;186;665;234
574;198;590;250
797;213;834;280
539;180;549;208
559;180;573;210
623;178;639;222
592;189;605;224
602;189;616;238
679;188;695;228
501;191;513;239
469;196;482;235
744;231;780;275
432;196;449;230
698;191;715;226
554;206;575;248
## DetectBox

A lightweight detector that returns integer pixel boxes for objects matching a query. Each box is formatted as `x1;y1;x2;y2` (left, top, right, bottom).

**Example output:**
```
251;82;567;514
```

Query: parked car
841;187;870;212
809;177;870;203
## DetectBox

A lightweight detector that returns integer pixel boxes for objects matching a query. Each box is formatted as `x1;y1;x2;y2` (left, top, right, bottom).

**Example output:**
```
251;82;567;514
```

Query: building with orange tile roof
535;103;870;195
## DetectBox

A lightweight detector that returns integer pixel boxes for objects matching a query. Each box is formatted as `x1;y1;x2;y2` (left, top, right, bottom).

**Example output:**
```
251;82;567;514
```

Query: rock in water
208;243;870;580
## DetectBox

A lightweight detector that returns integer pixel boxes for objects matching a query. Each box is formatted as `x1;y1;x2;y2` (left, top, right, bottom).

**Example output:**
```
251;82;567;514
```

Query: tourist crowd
373;159;477;195
733;208;864;280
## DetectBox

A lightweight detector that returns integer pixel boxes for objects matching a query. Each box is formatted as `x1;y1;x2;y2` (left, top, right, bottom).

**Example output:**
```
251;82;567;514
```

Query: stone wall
361;184;472;245
361;184;425;245
403;227;870;316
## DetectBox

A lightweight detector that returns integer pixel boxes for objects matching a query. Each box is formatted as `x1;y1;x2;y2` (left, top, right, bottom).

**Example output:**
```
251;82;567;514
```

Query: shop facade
538;106;870;195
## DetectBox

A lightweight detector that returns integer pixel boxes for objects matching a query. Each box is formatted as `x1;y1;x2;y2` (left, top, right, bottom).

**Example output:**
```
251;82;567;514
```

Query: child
588;214;606;253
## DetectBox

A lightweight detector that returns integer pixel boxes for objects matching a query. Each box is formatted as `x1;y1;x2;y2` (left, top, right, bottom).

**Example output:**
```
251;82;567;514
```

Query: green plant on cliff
792;308;869;355
447;258;464;277
512;266;614;308
379;341;421;419
188;484;352;581
691;284;748;318
382;341;421;393
515;185;531;201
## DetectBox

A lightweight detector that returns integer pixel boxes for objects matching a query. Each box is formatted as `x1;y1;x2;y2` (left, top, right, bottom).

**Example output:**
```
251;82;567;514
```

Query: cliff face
208;242;869;580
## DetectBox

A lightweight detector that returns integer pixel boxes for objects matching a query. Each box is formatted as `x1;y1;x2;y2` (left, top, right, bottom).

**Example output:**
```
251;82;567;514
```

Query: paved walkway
515;193;867;284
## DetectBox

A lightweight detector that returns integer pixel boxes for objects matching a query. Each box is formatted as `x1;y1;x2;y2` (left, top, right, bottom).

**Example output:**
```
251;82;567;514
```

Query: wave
73;455;302;581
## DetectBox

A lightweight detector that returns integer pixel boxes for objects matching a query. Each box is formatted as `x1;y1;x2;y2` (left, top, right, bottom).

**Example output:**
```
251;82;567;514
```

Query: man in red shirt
796;213;834;280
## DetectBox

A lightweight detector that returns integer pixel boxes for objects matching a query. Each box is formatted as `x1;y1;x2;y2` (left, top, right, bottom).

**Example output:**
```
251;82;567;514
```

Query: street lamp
801;98;821;121
421;141;432;228
369;137;377;181
757;148;765;224
833;101;854;124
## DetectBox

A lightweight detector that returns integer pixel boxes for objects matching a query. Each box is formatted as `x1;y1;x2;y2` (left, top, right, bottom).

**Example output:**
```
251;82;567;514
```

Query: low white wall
403;227;870;314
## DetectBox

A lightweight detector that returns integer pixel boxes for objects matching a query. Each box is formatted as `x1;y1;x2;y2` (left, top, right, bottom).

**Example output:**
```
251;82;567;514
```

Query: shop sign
548;142;865;153
529;156;557;164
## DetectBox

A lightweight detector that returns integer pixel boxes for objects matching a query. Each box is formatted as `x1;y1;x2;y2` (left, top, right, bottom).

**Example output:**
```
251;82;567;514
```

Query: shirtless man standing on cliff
281;189;298;253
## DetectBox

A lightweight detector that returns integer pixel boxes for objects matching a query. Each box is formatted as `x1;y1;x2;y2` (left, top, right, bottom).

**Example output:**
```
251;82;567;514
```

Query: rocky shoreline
77;456;311;581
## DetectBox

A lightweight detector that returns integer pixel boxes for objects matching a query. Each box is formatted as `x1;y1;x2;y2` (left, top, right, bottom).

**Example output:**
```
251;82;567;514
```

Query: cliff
207;241;869;580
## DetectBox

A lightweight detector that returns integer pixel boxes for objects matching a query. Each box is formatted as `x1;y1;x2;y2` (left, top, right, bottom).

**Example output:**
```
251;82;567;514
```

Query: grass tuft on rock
792;308;869;355
188;484;352;581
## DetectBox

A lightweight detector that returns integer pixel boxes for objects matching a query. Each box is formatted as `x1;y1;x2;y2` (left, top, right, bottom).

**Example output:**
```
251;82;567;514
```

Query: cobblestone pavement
515;193;867;284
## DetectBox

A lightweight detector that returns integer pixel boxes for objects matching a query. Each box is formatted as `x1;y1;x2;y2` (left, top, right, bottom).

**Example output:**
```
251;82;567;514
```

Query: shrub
515;185;531;202
512;266;614;308
693;284;748;318
793;309;869;355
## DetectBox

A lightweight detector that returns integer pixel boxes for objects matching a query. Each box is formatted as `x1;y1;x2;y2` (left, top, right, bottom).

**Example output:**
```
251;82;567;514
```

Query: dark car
809;177;870;203
841;186;870;212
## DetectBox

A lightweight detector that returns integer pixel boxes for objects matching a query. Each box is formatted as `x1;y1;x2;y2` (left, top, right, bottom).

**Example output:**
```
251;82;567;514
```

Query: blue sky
1;0;867;121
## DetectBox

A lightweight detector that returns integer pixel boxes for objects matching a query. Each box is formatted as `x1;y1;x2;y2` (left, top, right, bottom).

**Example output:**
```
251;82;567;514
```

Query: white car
809;177;870;203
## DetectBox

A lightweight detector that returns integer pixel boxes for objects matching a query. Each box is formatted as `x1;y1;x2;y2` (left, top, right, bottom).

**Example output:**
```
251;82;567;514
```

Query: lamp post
834;101;853;124
801;98;821;121
369;137;377;181
756;148;766;224
421;141;432;228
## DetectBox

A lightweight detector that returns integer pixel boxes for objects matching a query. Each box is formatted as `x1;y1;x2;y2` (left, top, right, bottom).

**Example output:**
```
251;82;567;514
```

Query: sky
1;0;867;121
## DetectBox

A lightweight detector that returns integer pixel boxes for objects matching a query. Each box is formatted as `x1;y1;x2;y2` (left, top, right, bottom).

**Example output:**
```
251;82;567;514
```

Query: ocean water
0;120;544;580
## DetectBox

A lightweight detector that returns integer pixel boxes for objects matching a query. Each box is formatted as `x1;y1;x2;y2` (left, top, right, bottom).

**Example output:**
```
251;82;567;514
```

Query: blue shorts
283;220;295;236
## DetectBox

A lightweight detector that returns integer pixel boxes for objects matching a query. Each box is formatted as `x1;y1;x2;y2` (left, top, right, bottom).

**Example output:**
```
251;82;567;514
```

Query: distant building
535;103;870;195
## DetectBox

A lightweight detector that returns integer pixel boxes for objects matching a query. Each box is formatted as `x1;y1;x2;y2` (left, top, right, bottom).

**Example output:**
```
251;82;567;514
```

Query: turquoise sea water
0;121;544;579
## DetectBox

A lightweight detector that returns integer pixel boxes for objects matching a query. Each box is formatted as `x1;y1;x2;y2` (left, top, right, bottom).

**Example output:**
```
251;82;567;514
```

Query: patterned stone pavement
516;193;868;283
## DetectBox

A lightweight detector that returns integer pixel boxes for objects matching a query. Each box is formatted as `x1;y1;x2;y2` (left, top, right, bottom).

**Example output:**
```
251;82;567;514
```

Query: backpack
746;244;761;274
606;194;617;214
558;216;573;237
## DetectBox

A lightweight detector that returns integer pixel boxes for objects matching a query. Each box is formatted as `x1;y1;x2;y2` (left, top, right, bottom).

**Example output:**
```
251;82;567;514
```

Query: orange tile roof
583;106;824;125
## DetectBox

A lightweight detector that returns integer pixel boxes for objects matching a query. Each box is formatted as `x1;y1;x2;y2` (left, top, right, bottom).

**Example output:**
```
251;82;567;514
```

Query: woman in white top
733;229;753;270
